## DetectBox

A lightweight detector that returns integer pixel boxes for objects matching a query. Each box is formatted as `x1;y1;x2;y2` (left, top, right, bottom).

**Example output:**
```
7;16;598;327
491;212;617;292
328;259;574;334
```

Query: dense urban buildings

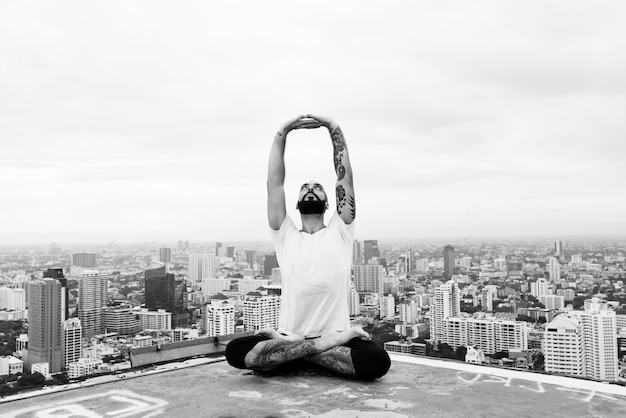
1;236;626;386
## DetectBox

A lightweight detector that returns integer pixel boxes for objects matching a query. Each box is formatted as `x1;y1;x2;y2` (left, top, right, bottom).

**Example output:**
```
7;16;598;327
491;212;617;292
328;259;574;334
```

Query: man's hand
301;114;340;132
255;328;305;342
277;115;323;138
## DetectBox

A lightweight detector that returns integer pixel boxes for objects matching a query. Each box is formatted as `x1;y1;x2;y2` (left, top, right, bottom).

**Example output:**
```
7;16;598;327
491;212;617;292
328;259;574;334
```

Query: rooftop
2;354;626;417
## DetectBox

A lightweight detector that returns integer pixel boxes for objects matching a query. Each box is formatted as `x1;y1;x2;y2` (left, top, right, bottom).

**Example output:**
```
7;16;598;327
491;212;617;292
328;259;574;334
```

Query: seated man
226;114;390;380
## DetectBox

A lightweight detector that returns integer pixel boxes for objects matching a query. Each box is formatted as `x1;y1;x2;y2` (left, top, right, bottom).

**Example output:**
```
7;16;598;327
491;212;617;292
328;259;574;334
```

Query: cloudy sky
1;1;625;245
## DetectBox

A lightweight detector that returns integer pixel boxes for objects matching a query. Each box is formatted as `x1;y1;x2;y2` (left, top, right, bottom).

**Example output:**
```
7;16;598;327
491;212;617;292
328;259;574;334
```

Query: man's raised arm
267;116;322;230
307;115;355;225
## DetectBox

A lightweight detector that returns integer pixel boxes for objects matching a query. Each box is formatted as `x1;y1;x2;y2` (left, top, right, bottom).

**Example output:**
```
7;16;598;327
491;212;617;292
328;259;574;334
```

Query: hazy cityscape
2;236;626;397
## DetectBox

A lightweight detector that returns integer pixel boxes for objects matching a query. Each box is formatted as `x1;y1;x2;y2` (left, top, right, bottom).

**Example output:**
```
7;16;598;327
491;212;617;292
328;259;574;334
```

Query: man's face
297;181;328;214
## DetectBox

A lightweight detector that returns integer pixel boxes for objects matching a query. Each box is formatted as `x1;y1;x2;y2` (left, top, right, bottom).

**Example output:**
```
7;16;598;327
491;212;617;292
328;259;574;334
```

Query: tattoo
306;346;356;376
348;195;355;219
247;339;317;371
331;127;346;181
336;185;346;215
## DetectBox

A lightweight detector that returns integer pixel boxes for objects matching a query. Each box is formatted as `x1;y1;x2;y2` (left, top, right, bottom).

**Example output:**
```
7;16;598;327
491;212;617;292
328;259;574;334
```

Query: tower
145;266;188;328
202;295;235;337
363;240;379;263
26;278;63;373
78;274;108;339
189;253;219;282
43;268;68;322
443;245;455;279
263;253;279;278
63;318;82;369
352;240;362;264
159;247;172;264
531;278;549;298
71;253;97;268
243;292;281;332
431;280;461;345
548;257;561;280
353;264;385;294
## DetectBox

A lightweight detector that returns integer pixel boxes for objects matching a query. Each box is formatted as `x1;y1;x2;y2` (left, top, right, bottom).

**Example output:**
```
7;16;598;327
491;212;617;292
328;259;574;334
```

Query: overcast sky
1;1;626;246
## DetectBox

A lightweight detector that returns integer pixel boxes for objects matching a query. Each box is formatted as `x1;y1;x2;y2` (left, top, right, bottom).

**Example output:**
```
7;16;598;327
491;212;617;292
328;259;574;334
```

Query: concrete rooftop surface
3;354;626;418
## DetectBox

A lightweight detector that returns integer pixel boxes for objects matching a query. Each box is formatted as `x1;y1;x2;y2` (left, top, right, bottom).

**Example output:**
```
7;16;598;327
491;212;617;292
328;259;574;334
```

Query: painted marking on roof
228;390;262;399
3;390;168;418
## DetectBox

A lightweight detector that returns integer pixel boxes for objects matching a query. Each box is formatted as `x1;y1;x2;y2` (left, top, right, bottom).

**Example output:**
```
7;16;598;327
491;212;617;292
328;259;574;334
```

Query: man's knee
348;339;391;380
225;335;268;369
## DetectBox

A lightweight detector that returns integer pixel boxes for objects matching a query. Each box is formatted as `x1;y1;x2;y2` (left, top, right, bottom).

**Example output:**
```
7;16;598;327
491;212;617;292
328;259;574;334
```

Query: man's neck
300;213;326;234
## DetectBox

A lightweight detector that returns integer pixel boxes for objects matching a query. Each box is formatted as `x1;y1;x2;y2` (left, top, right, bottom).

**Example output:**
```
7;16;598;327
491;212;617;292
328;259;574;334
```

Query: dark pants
225;334;391;380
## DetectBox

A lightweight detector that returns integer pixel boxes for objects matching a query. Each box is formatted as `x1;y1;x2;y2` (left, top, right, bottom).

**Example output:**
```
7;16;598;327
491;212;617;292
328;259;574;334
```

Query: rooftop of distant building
3;354;626;418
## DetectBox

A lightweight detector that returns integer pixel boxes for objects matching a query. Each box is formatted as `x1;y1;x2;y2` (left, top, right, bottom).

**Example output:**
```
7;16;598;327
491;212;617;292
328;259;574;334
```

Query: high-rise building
363;240;379;263
352;240;362;264
159;247;172;263
544;300;619;382
78;274;108;339
460;256;472;269
572;300;618;381
431;280;461;345
405;248;415;273
556;288;576;302
415;258;429;273
63;318;82;369
102;305;141;335
145;266;188;327
226;246;235;258
555;241;563;257
71;253;97;268
398;300;419;324
263;253;279;278
379;294;395;319
202;295;235;337
544;314;585;377
243;293;281;332
271;267;281;285
0;287;25;311
348;282;360;316
443;245;455;279
353;264;385;294
134;308;171;331
530;278;549;298
202;278;232;297
439;317;529;354
540;295;565;310
571;254;583;264
188;253;219;282
245;251;257;268
481;285;498;312
548;257;561;280
26;278;63;373
43;268;68;322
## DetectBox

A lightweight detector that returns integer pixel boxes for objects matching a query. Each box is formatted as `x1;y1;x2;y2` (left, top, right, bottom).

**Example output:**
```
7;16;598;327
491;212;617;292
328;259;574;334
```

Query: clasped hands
277;114;339;138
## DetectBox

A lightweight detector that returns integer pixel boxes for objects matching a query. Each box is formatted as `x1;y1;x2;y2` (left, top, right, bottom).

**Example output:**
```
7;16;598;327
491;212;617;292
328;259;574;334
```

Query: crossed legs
225;327;391;380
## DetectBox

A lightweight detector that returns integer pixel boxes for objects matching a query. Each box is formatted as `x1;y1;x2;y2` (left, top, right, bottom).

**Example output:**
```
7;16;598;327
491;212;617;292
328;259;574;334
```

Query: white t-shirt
271;212;355;337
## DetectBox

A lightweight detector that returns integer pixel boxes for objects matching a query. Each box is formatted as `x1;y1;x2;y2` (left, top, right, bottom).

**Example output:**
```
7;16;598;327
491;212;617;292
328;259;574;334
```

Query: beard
297;198;327;214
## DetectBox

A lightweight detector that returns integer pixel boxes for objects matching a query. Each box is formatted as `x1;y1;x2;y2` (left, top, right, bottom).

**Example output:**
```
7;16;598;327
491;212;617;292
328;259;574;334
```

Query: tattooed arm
306;115;355;224
268;115;322;230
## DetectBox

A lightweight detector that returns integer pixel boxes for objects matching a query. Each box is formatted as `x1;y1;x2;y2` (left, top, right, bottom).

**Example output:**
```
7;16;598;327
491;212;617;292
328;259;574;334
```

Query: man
225;115;390;380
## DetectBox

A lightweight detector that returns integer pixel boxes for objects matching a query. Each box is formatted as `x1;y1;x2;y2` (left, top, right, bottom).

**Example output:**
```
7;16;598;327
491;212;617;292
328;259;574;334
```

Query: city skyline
2;1;626;245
